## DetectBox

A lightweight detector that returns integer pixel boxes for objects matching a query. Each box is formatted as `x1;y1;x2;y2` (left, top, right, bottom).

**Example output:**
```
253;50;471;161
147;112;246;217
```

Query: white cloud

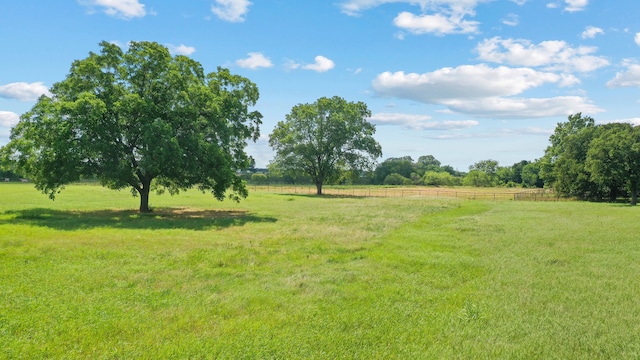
80;0;146;19
236;52;273;69
501;14;519;27
302;56;335;72
0;111;20;127
445;96;603;118
0;82;51;101
426;126;552;140
167;44;196;56
476;37;609;73
565;0;588;12
211;0;252;22
370;112;478;130
284;59;301;71
339;1;484;36
581;26;603;39
635;32;640;46
601;118;640;126
511;127;553;136
393;10;479;35
510;0;527;5
606;61;640;88
373;65;566;102
339;0;486;16
557;74;581;87
339;0;396;16
547;0;588;12
372;64;602;118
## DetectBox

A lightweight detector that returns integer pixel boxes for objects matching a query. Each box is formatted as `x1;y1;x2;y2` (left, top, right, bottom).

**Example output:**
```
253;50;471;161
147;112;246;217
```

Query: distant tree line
256;112;640;205
244;154;544;189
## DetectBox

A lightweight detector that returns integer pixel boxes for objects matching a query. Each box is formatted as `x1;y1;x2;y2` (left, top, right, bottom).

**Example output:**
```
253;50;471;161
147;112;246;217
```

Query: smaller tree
495;166;515;186
540;113;597;197
469;159;499;175
586;123;640;205
250;173;269;185
373;156;414;184
269;96;382;195
466;160;498;187
423;171;459;186
415;155;441;175
511;160;530;184
521;161;544;188
384;173;411;185
463;170;495;187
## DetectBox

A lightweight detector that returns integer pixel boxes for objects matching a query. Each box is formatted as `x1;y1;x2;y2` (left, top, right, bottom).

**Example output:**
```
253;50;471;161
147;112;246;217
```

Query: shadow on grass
1;207;277;231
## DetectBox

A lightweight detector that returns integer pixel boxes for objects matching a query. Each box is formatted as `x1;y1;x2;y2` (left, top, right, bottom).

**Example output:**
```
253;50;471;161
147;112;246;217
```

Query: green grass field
1;183;639;359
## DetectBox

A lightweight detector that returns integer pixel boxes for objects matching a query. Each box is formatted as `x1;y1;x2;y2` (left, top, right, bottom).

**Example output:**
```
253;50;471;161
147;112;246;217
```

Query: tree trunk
631;189;638;206
139;183;152;213
315;182;323;195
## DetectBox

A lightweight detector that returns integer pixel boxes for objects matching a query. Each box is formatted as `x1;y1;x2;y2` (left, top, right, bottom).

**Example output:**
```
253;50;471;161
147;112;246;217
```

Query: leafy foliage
585;123;640;204
269;96;382;194
541;113;598;199
469;159;498;175
1;41;262;212
250;173;268;185
462;170;495;187
373;156;415;184
383;173;411;185
541;113;640;204
423;171;460;186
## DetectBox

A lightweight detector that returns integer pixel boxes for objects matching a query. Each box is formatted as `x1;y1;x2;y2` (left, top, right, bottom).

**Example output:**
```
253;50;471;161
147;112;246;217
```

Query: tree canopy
1;41;262;212
585;123;640;204
373;156;415;184
541;113;640;204
268;96;382;195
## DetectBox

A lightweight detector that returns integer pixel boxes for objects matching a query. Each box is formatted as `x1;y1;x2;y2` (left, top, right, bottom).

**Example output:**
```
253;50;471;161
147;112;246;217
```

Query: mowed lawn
1;184;640;359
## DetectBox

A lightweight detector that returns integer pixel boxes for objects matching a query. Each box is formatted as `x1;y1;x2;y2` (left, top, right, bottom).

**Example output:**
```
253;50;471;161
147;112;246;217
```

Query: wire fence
250;185;561;201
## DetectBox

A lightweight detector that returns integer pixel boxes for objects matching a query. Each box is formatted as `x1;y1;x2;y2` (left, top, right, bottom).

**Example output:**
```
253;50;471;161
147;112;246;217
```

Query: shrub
250;173;269;185
383;173;412;185
463;170;495;187
423;171;460;186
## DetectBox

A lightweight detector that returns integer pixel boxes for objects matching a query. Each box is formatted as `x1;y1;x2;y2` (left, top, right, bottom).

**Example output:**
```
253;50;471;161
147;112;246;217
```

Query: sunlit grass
1;183;639;358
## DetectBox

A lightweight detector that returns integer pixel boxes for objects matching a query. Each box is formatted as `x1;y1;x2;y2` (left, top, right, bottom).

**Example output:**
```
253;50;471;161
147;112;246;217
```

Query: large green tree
585;123;640;205
541;113;640;204
541;113;599;199
268;96;382;195
1;41;262;212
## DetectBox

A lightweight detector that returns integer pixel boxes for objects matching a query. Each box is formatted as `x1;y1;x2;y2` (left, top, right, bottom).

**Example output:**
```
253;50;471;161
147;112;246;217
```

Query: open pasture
1;184;639;358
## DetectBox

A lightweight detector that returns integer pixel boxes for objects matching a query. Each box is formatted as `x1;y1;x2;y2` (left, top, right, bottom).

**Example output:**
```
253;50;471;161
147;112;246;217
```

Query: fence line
512;188;561;201
250;185;560;201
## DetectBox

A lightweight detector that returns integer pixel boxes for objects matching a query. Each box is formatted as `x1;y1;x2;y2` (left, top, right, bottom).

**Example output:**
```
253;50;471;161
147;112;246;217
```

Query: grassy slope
1;184;639;358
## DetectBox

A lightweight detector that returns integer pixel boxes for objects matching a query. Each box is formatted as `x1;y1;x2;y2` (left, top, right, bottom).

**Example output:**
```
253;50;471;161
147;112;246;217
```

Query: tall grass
1;184;639;358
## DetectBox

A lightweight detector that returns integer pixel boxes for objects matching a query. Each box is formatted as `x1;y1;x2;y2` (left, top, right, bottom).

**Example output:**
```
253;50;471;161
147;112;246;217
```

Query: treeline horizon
243;154;544;189
245;112;640;206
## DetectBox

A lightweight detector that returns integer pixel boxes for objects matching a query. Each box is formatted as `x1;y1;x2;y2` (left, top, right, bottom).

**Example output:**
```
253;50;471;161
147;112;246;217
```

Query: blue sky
1;0;640;171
